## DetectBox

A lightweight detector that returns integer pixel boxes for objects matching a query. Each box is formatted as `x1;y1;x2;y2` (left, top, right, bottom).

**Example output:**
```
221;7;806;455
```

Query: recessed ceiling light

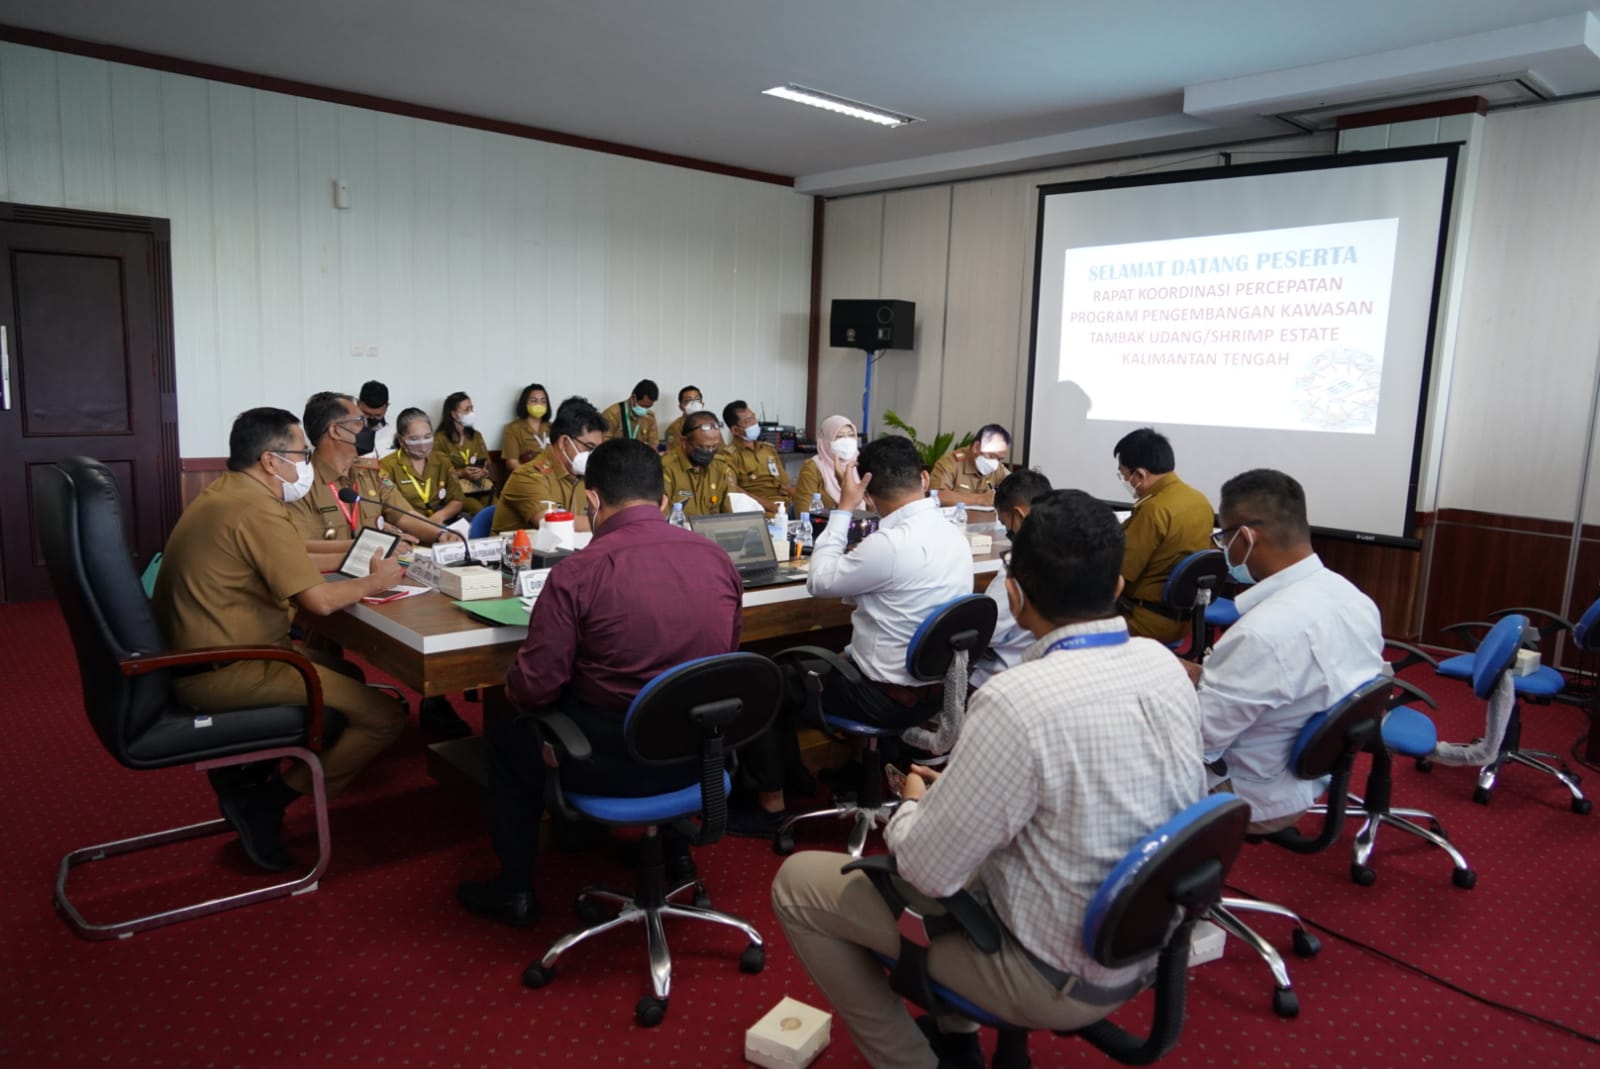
762;84;920;127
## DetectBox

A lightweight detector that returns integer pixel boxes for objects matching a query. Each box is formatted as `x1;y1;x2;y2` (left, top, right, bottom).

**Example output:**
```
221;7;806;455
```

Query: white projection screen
1025;145;1458;544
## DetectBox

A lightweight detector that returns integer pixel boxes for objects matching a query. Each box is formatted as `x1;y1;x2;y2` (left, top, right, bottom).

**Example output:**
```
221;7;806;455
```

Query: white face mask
683;400;705;415
458;410;477;429
565;439;591;477
274;457;314;503
832;436;859;462
741;423;763;442
1121;472;1141;499
975;455;1001;476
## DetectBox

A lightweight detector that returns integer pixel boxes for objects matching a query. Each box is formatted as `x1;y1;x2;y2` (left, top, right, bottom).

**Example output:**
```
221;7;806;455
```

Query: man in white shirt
970;468;1051;688
1198;468;1384;833
772;490;1206;1069
730;435;973;836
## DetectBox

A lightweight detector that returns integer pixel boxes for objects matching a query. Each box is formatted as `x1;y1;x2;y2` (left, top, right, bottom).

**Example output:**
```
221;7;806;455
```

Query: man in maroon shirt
458;437;744;927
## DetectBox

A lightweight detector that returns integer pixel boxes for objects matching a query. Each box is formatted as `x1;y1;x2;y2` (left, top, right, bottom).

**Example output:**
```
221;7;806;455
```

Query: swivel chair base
522;827;764;1027
1207;897;1321;1018
774;798;899;858
1473;708;1591;814
1309;790;1477;888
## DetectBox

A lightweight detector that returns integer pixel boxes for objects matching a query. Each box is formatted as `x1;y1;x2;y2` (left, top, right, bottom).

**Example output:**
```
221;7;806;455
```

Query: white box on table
436;565;502;601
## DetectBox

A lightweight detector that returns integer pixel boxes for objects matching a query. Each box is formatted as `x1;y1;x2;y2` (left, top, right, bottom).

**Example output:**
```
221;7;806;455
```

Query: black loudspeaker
830;299;915;350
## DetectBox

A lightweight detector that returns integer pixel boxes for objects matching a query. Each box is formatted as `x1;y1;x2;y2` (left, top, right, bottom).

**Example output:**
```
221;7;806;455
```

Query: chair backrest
1575;598;1600;652
33;457;173;764
1286;676;1390;780
905;595;998;683
1160;549;1227;612
468;504;497;539
1471;614;1525;700
624;652;783;764
1082;793;1250;969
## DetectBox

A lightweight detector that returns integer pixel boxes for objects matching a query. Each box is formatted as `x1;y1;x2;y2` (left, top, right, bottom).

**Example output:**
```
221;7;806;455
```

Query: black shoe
206;760;276;799
457;879;539;928
217;783;293;873
420;696;472;740
917;1016;985;1069
725;804;789;839
786;766;819;798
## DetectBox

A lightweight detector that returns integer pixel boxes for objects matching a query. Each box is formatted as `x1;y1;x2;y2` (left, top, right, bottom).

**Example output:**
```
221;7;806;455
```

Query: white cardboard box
745;997;831;1069
436;565;502;601
1189;919;1226;966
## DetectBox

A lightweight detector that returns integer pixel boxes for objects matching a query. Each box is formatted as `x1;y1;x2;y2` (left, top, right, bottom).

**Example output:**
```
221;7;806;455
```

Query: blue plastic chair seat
1382;706;1437;757
822;714;904;738
1204;599;1239;627
1437;654;1564;696
566;772;728;824
1436;654;1473;680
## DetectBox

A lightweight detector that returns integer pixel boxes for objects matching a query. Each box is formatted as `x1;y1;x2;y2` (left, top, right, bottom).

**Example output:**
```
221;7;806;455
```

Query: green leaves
880;409;974;468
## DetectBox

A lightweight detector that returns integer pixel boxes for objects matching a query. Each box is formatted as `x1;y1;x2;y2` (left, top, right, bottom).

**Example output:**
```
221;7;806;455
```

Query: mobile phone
884;763;907;798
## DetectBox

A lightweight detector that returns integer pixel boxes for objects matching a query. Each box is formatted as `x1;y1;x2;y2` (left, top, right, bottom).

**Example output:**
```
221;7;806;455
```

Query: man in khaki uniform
493;398;607;533
661;410;741;516
661;384;705;455
929;423;1012;507
288;391;454;557
720;399;794;515
601;378;661;450
152;407;408;872
1112;427;1216;644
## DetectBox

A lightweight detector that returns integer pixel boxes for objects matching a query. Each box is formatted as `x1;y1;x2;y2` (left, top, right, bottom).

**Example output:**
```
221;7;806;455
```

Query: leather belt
1015;939;1150;1006
1117;594;1187;622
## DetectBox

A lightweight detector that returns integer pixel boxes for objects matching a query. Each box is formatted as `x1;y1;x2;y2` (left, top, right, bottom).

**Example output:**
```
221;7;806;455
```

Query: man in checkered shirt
773;490;1206;1069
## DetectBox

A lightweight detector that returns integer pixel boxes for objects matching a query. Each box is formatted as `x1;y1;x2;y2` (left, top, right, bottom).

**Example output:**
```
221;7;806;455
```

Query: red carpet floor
3;597;1598;1068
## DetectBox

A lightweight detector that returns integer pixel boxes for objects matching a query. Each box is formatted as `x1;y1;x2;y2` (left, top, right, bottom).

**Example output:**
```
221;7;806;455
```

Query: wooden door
0;204;179;602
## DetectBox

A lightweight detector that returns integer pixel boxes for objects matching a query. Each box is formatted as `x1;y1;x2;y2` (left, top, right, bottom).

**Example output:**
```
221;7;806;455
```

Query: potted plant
880;410;975;469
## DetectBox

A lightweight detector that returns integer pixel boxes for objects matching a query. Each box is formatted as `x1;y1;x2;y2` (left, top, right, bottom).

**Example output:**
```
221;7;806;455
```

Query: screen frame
1021;142;1461;549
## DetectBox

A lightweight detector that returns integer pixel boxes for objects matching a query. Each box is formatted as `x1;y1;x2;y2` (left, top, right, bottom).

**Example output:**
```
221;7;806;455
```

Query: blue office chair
1429;614;1590;813
1160;549;1228;661
846;793;1250;1067
1207;675;1390;1017
467;504;497;539
520;652;781;1026
772;595;997;858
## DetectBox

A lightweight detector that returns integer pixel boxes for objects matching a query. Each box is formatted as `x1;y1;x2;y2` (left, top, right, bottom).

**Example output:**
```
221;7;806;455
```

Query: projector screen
1026;145;1457;543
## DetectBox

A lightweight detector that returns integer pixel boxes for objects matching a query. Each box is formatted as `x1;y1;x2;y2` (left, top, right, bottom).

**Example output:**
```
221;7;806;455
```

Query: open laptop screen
686;512;776;572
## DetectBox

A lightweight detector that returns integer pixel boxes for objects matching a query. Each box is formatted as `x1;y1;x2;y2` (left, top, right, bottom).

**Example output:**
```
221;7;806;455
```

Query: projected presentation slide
1060;219;1398;433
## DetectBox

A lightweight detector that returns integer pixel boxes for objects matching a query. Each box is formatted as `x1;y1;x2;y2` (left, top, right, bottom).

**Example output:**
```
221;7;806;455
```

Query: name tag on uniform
433;540;468;565
767;458;781;478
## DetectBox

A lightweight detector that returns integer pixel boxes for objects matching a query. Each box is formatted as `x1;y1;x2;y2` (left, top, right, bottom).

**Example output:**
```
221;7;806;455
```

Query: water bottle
669;502;690;529
809;492;824;518
928;488;941;505
953;502;968;533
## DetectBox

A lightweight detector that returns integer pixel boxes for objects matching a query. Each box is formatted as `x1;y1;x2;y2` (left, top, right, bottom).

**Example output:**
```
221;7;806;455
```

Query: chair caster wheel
1415;757;1433;773
1350;863;1377;887
576;897;610;925
1452;868;1477;890
1272;987;1299;1018
635;996;668;1027
1573;797;1592;815
773;833;795;856
1471;786;1491;805
739;943;766;974
1291;928;1321;958
693;889;713;908
522;963;554;989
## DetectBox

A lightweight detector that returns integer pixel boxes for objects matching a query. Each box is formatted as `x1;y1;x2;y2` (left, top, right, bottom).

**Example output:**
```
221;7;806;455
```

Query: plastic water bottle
809;492;824;518
928;488;941;505
669;502;690;529
953;502;968;533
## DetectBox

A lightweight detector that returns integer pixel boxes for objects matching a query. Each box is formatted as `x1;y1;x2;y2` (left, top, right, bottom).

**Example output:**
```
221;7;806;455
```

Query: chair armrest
841;855;1003;955
1488;606;1573;638
1386;677;1438;710
531;709;593;762
1383;639;1438;671
120;646;327;750
1440;621;1493;650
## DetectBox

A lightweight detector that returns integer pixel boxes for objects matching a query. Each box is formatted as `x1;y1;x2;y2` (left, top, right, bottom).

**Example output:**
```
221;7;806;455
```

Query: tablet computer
333;526;400;580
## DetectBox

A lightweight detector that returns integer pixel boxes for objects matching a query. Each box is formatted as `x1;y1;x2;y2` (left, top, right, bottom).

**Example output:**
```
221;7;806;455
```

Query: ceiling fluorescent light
763;84;920;127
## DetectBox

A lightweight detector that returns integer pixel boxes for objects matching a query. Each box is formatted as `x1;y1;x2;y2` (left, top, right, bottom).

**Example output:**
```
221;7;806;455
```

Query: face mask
975;455;1001;476
689;446;717;468
1120;473;1141;500
631;403;651;418
832;436;859;462
683;400;704;415
564;439;591;477
274;457;314;503
527;402;548;420
352;424;378;455
403;436;433;459
1224;529;1256;586
458;410;477;429
741;424;762;442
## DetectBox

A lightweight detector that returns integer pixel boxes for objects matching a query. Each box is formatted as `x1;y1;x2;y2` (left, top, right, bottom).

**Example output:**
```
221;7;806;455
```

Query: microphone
337;488;485;567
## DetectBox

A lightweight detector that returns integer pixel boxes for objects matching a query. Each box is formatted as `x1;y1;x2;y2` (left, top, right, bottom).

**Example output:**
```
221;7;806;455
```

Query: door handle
0;325;10;411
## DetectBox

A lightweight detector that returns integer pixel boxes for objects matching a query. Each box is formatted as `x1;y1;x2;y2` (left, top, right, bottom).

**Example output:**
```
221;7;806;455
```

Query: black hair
514;383;550;419
1220;468;1310;544
975;423;1012;448
631;379;659;403
678;385;701;405
682;410;721;439
550;397;607;442
1009;490;1124;622
722;399;750;430
1113;427;1175;475
390;407;430;451
358;380;388;409
858;435;926;500
303;391;356;446
586;438;665;505
440;391;472;444
228;407;302;472
994;469;1053;513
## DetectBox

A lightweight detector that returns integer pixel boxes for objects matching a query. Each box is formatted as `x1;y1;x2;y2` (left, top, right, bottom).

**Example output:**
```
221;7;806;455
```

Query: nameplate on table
516;567;553;600
432;541;468;566
405;556;442;589
468;536;504;563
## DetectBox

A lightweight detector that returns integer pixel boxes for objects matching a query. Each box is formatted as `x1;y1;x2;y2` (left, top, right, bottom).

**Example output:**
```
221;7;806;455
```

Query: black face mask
353;424;378;455
689;446;717;468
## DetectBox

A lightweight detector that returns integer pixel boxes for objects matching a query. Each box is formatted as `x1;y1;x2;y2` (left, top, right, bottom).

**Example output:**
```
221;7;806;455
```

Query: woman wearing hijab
792;414;859;515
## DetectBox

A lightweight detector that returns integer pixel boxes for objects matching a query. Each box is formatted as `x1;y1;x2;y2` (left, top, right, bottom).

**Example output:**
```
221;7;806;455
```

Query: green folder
453;597;531;627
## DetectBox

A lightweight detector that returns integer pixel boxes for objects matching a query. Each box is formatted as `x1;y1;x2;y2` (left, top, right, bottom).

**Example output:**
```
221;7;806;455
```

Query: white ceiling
4;1;1600;194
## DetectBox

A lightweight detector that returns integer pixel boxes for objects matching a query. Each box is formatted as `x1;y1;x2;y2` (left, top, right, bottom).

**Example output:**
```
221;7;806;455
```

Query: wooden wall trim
805;198;825;434
1338;95;1488;131
0;23;795;189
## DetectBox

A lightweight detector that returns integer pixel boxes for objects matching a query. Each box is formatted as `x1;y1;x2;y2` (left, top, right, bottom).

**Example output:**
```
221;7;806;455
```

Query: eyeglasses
271;449;312;461
1211;521;1262;549
334;416;366;431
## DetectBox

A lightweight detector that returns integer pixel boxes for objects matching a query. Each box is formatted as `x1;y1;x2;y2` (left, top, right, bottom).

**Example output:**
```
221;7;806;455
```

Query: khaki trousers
771;852;1111;1069
173;649;406;798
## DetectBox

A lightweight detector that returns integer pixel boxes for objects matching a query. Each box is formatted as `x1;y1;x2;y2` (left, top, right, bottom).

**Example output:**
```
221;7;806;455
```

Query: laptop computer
687;512;796;589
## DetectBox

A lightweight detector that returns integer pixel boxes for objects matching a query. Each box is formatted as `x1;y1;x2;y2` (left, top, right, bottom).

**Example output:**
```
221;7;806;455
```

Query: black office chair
1160;549;1228;661
35;456;334;940
848;793;1251;1067
520;652;781;1026
1207;675;1389;1017
772;595;996;857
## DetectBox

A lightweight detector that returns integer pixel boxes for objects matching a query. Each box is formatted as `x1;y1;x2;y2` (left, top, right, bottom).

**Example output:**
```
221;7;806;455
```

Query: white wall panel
874;186;951;441
815;193;883;434
942;178;1029;441
0;42;811;455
